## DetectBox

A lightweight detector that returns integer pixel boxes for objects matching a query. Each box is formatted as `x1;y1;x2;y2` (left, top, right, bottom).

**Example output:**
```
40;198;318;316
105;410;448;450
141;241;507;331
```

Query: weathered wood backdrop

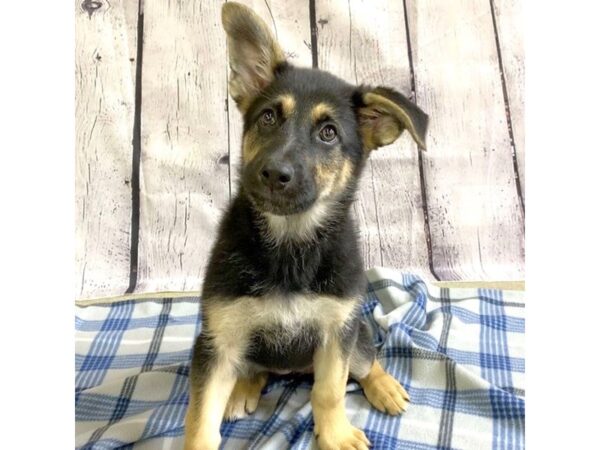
75;0;524;300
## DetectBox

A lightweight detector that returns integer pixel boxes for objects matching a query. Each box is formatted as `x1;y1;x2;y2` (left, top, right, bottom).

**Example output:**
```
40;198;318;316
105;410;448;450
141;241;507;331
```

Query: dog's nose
260;162;294;190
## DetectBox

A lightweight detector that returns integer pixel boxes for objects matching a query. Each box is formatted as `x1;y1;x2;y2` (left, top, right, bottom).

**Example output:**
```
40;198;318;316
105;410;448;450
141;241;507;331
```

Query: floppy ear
355;86;429;151
221;2;286;111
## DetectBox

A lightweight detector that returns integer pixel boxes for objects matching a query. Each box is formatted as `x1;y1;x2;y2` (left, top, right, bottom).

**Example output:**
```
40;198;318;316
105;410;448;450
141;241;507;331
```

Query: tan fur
358;109;402;151
359;92;427;150
242;130;260;164
263;200;334;243
204;294;359;353
333;158;353;194
315;162;339;198
312;335;371;450
314;158;338;198
279;94;296;118
222;3;285;112
263;153;353;243
359;360;410;415
314;149;353;198
235;94;255;114
224;372;269;421
184;356;238;450
311;102;335;124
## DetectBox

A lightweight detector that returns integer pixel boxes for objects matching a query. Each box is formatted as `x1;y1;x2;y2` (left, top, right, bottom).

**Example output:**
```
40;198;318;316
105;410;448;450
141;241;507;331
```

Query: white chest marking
262;200;332;243
205;294;359;353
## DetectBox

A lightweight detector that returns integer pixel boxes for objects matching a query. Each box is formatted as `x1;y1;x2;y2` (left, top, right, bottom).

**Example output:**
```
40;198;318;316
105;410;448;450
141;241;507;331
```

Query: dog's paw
315;421;371;450
361;370;410;415
223;373;267;421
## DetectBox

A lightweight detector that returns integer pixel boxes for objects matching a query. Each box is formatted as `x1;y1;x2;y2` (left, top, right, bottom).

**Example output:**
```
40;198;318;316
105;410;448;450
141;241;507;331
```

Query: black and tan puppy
184;3;428;450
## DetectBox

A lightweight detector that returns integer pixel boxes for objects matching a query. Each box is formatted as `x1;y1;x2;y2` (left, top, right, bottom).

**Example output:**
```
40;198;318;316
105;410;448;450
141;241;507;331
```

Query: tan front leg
184;355;237;450
224;372;268;421
311;336;371;450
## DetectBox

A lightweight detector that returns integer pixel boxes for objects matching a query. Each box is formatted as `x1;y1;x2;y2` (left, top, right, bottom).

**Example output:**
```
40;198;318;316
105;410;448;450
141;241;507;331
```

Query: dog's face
223;3;428;216
240;70;363;216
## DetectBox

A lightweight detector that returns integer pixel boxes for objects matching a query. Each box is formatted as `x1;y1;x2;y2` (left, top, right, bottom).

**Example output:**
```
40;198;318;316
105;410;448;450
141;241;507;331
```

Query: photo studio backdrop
75;0;524;300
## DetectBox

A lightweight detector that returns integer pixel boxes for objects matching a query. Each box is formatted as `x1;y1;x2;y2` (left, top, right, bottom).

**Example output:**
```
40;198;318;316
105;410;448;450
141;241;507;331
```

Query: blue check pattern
75;268;525;449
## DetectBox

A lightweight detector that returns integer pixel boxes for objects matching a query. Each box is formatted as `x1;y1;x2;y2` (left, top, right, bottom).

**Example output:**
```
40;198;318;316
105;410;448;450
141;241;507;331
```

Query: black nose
260;162;294;190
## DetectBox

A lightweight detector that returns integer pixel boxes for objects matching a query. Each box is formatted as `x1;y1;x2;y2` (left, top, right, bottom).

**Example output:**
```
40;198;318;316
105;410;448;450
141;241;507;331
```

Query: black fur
203;65;371;300
194;61;428;377
202;194;365;299
240;67;366;216
245;322;320;371
185;6;427;447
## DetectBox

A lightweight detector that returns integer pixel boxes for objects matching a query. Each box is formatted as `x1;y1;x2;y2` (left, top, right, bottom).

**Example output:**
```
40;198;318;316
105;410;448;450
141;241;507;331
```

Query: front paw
361;370;410;416
223;373;267;421
315;421;371;450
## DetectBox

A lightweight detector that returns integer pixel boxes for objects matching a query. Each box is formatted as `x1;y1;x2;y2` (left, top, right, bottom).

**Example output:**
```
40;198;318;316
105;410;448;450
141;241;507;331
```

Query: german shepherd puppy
184;3;428;449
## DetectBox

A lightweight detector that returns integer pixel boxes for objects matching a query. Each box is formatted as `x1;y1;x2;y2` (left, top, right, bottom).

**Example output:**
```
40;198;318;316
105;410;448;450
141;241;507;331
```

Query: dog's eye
259;109;277;127
319;125;338;143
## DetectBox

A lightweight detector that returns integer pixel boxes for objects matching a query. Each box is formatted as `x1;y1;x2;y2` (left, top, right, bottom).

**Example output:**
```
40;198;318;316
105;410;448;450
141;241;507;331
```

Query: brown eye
319;124;337;142
259;109;276;126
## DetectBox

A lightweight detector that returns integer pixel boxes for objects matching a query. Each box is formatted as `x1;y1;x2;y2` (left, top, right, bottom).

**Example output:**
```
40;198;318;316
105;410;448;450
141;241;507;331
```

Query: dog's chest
207;293;357;369
246;321;320;371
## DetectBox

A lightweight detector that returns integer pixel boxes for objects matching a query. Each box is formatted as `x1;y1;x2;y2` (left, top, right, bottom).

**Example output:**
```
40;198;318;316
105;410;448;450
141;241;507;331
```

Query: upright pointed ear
355;86;429;151
221;2;286;111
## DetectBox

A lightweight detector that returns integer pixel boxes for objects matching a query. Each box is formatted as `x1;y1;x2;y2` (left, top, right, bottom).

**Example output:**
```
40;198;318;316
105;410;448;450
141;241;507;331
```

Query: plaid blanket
75;268;525;449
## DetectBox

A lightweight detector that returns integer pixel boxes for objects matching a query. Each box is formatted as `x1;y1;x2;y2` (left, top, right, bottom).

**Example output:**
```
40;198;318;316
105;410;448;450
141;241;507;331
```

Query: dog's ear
354;86;429;151
221;2;286;111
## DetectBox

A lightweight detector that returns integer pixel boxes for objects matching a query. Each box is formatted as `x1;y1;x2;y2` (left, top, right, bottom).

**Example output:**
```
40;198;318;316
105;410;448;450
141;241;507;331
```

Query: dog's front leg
311;333;371;450
184;335;238;450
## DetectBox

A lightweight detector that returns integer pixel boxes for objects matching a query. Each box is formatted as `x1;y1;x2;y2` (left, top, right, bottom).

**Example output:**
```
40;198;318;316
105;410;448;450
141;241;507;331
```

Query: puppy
184;3;428;450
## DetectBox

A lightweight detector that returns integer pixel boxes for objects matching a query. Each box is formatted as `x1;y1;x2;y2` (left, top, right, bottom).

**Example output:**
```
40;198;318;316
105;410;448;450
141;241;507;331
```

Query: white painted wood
136;0;230;292
315;0;382;269
75;0;526;298
75;0;135;298
315;0;433;276
338;0;431;278
493;0;525;198
228;0;313;196
406;0;525;280
122;0;140;82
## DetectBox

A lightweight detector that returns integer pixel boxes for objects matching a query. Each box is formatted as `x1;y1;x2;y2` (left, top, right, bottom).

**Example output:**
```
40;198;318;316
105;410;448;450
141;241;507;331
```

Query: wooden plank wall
492;0;525;199
405;0;524;280
75;0;135;298
316;0;430;276
75;0;525;300
136;0;230;293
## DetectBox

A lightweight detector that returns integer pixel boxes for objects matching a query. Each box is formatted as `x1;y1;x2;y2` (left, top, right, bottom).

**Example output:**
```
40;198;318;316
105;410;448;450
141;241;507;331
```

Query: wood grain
227;0;313;197
228;1;432;277
337;0;431;277
315;0;382;269
136;0;230;292
75;0;135;298
122;0;140;82
75;0;526;299
492;0;525;199
314;0;433;277
405;0;525;280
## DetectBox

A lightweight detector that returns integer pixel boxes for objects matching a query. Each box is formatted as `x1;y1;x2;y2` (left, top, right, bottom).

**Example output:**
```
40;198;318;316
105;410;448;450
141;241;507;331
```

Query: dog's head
222;2;428;217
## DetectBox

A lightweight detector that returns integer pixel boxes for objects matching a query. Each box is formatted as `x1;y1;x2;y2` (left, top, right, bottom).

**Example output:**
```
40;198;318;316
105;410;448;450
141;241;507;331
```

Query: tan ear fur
221;3;285;111
358;89;429;151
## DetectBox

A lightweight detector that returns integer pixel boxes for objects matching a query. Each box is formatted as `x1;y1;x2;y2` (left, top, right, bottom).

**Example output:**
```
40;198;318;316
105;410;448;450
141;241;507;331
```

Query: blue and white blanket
75;268;525;449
